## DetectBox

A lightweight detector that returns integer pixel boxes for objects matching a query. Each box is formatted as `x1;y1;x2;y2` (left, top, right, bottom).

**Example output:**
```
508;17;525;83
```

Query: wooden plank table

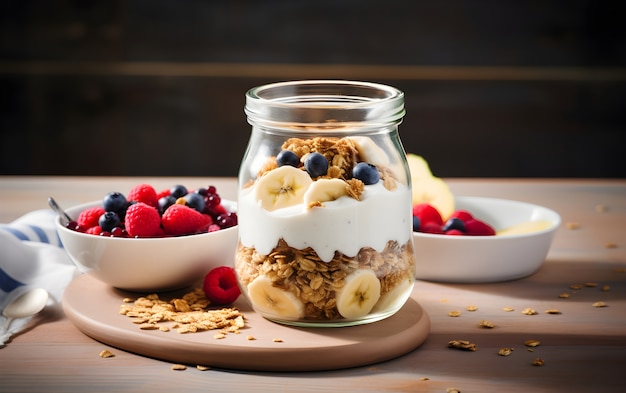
0;176;625;392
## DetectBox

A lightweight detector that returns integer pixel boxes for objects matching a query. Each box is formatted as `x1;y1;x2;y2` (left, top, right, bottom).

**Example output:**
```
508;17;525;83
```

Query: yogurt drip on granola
238;181;411;262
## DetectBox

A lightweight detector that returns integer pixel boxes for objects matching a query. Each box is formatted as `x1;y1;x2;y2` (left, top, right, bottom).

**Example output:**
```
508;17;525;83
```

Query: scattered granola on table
448;340;477;351
119;288;246;334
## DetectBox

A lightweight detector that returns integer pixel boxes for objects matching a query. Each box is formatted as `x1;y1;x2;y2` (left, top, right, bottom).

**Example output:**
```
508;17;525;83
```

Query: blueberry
413;216;421;232
185;192;206;213
352;162;380;185
304;152;329;177
170;184;188;199
158;195;176;214
443;217;466;232
276;150;300;167
102;192;127;213
98;211;121;232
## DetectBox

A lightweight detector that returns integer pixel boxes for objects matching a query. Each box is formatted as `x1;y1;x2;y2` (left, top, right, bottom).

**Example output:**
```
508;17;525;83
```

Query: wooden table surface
0;176;625;393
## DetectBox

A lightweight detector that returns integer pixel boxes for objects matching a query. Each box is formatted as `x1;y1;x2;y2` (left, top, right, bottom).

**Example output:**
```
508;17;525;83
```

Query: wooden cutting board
62;273;430;372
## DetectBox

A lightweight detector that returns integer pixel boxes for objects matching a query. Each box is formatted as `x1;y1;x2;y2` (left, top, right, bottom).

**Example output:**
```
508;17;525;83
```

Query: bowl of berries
56;183;238;291
408;154;561;283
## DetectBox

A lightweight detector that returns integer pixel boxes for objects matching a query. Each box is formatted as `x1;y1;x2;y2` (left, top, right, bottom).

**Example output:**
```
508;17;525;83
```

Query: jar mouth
245;80;405;132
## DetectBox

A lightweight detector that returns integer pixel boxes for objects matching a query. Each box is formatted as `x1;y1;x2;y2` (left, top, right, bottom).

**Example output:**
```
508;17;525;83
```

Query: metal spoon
48;197;72;226
0;288;49;337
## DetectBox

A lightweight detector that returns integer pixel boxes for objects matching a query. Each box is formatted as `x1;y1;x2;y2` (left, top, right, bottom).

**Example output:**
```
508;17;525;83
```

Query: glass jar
235;80;415;327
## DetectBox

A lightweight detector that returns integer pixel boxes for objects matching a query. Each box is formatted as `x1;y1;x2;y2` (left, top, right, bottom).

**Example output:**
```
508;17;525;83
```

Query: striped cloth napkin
0;209;79;346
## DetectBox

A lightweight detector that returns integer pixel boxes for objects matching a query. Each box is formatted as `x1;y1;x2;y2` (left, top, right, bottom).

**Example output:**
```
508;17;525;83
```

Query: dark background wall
1;0;625;178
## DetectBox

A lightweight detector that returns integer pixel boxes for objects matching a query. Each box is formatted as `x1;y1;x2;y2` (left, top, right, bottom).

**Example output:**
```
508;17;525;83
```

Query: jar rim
245;80;405;131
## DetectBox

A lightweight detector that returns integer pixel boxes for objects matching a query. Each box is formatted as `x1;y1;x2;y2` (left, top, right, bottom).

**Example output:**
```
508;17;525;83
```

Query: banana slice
349;136;390;168
303;178;348;205
335;269;381;319
254;165;313;211
372;276;413;313
247;275;305;320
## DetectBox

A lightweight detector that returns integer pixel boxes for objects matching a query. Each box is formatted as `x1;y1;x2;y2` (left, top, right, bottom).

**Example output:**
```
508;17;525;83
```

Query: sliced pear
335;269;381;319
253;165;313;211
247;275;305;320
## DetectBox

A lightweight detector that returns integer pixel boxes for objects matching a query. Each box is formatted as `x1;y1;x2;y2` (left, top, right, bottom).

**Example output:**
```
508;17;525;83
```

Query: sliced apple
406;154;433;181
406;154;455;221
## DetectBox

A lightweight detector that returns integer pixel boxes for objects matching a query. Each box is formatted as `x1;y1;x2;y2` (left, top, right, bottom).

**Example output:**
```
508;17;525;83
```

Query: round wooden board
62;273;430;372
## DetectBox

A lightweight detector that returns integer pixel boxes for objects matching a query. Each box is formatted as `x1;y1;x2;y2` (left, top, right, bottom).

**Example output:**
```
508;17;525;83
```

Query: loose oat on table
532;357;545;366
545;309;561;314
196;365;211;371
565;222;580;230
592;301;608;308
479;320;495;328
273;338;283;343
524;339;541;347
502;306;514;312
595;204;608;213
171;364;187;371
246;335;256;341
521;308;538;315
601;285;611;291
498;347;514;356
99;349;115;358
466;305;478;312
448;340;477;351
569;283;583;290
448;310;462;317
447;388;461;393
558;292;571;298
605;242;618;249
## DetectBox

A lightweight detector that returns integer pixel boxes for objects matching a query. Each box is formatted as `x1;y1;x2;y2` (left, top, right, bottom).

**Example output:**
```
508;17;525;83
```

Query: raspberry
125;202;162;238
127;183;158;208
156;188;171;200
412;203;443;226
464;219;496;236
77;206;106;229
161;204;212;236
85;225;103;235
444;229;464;236
202;266;240;305
421;222;444;234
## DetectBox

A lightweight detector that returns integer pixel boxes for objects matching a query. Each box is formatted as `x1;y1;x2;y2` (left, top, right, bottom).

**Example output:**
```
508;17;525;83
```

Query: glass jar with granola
236;80;415;327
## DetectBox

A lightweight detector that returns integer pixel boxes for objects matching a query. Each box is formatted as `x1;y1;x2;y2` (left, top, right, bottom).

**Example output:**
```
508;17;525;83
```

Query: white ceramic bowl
413;196;561;283
56;200;238;291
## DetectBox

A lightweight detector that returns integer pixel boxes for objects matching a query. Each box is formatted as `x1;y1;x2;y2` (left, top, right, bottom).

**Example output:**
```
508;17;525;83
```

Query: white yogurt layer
238;181;412;262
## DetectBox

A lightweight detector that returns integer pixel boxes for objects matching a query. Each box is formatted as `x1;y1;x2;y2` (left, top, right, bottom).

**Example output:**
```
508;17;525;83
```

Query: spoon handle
48;197;72;226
